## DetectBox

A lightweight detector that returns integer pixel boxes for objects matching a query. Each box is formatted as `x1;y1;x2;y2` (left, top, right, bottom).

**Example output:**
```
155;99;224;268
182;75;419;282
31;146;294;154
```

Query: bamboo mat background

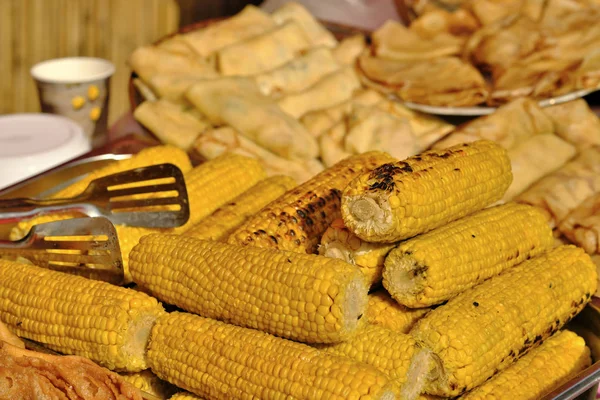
0;0;180;125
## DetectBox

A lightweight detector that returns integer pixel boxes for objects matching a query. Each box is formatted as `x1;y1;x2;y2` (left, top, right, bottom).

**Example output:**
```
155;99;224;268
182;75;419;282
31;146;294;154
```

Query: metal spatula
0;217;124;285
0;163;190;228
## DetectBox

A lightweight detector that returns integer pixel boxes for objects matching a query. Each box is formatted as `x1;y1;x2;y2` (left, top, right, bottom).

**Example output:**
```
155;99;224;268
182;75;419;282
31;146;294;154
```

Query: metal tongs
0;163;190;285
0;163;190;228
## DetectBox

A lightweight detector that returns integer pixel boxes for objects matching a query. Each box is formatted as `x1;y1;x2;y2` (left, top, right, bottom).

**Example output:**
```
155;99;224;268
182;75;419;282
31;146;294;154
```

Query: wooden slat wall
0;0;179;124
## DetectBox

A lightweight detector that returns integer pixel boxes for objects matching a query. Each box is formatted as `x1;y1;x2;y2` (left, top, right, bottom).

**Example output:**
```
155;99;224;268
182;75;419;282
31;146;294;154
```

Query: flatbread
217;22;311;76
332;34;367;66
434;98;554;149
182;5;276;56
272;1;337;47
372;20;463;61
133;99;210;151
186;77;318;160
543;99;600;148
253;47;340;97
559;192;600;255
128;45;217;82
504;134;576;201
277;66;361;118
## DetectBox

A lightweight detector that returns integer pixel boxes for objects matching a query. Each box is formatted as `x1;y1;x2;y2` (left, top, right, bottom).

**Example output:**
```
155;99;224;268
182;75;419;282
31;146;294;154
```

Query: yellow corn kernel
0;260;165;371
184;175;296;241
410;245;597;397
366;290;429;334
460;330;591;400
129;234;368;343
178;153;266;231
120;370;177;399
169;393;205;400
148;312;398;400
316;324;428;400
383;203;554;308
71;95;86;110
342;140;512;243
51;145;192;199
227;151;395;254
319;218;396;286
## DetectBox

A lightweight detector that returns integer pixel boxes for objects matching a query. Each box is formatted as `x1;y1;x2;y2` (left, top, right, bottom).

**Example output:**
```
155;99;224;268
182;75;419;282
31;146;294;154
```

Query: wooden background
0;0;260;125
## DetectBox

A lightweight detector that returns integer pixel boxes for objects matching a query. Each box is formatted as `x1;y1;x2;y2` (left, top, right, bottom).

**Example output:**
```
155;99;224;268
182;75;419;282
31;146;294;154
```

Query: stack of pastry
129;2;454;183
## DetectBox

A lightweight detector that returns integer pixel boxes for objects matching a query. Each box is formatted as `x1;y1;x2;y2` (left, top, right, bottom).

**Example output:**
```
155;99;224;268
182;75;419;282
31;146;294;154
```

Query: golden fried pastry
156;35;196;55
128;46;217;82
359;51;489;106
319;121;351;167
516;145;600;227
409;8;480;38
271;1;337;48
559;192;600;254
372;20;463;61
543;99;600;148
277;66;361;118
332;34;367;66
182;5;276;56
133;99;210;151
217;22;311;76
433;98;554;149
253;47;340;97
504;134;576;201
186;77;318;160
466;0;531;25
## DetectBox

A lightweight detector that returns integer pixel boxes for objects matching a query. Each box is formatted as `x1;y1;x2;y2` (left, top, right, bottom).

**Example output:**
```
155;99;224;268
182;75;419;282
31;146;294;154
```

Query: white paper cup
31;57;115;148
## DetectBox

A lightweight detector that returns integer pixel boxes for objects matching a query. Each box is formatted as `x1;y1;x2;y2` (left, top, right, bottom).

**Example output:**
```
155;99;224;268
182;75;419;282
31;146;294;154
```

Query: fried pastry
128;46;217;82
332;34;367;66
271;1;337;48
543;99;600;148
559;193;600;255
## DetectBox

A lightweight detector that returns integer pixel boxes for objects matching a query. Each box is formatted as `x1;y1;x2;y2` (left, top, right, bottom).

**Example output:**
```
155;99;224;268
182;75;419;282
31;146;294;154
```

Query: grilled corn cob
183;175;296;241
383;203;554;308
366;290;430;334
342;140;512;243
460;330;591;400
0;260;165;371
169;393;204;400
180;153;266;228
130;234;368;343
50;145;192;199
227;151;395;254
410;245;597;397
120;370;178;400
319;218;397;286
147;312;399;399
316;324;428;400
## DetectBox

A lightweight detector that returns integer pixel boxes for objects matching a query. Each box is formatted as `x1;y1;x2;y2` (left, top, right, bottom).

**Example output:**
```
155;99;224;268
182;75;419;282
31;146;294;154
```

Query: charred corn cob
383;203;554;308
366;290;430;334
120;370;178;400
0;260;165;371
130;234;368;343
316;324;428;400
183;175;296;241
147;312;399;400
460;330;591;400
180;153;266;228
50;145;192;199
169;393;204;400
319;218;397;286
8;212;171;284
342;140;512;243
227;151;395;254
410;245;597;397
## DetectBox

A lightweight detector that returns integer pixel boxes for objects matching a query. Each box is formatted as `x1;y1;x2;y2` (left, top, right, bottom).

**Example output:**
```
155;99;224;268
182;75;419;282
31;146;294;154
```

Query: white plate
393;87;600;116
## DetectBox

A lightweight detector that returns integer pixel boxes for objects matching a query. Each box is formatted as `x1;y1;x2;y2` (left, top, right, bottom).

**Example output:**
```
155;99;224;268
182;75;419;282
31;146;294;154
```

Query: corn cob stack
130;234;368;343
410;245;597;397
50;145;193;199
383;203;554;307
227;151;396;254
183;175;296;241
0;259;165;371
120;370;178;400
147;312;399;400
366;290;430;334
319;218;397;287
460;330;591;400
316;324;429;400
342;140;512;243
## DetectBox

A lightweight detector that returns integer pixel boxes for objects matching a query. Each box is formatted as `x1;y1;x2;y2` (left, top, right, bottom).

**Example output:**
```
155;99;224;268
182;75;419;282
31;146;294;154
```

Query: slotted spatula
0;163;190;228
0;217;124;285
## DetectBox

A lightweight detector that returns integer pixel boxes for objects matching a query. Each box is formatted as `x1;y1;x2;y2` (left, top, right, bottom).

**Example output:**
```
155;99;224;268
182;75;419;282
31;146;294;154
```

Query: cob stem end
321;242;355;265
345;195;393;240
123;311;163;372
344;277;369;333
403;348;442;400
383;253;426;306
